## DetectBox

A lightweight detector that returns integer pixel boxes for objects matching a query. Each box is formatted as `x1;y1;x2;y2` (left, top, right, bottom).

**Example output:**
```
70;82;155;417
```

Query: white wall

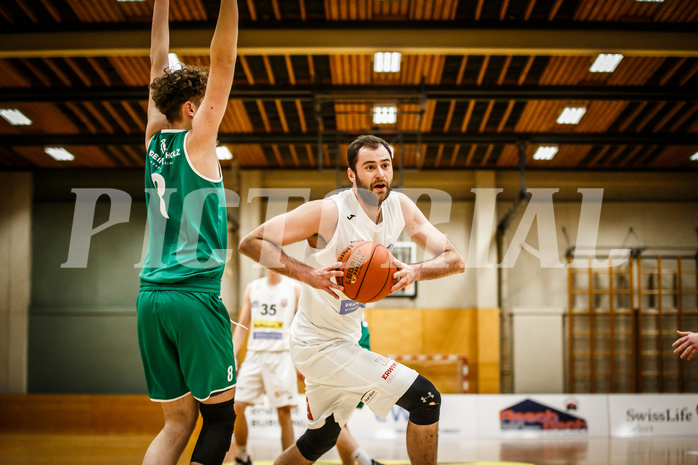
498;172;698;393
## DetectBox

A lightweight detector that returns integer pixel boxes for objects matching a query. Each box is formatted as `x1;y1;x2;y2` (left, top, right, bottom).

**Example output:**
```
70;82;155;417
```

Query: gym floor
1;434;697;465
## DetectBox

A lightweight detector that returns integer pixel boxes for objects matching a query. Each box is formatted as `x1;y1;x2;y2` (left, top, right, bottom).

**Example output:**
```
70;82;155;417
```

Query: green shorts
137;286;236;402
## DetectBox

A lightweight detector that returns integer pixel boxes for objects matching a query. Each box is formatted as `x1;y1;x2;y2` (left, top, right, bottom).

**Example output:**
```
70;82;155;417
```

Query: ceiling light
45;147;75;161
216;146;233;160
590;54;623;73
635;0;663;2
557;107;586;125
690;151;698;161
168;53;182;70
374;52;401;73
373;106;397;124
533;146;558;161
0;108;32;125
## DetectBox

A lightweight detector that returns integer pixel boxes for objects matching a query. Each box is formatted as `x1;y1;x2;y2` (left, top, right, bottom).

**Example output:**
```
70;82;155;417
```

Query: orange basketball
337;241;398;303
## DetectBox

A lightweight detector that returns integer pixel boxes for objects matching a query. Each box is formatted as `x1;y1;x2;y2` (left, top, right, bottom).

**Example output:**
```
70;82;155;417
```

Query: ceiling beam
1;27;697;58
1;85;696;103
3;132;698;147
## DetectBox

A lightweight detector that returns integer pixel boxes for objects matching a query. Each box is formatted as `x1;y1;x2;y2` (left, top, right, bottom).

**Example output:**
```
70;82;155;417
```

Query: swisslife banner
476;395;610;438
608;394;698;437
346;394;478;440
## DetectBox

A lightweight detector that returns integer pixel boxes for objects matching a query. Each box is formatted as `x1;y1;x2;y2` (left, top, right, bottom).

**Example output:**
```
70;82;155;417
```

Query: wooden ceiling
0;0;697;171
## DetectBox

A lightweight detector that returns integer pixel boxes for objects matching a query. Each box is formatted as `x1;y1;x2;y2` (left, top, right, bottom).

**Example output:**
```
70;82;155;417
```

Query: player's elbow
238;233;257;261
454;256;466;273
449;249;466;273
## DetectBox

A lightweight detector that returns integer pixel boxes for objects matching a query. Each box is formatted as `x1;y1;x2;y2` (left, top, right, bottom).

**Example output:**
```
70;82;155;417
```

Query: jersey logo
347;214;356;220
339;299;365;315
159;138;181;162
253;332;283;340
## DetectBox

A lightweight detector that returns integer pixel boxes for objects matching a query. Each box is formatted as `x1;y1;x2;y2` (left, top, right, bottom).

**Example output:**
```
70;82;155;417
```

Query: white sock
352;447;372;465
237;446;248;460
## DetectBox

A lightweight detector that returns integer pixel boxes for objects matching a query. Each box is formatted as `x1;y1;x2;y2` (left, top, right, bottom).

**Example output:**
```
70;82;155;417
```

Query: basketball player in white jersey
232;269;302;464
239;135;465;465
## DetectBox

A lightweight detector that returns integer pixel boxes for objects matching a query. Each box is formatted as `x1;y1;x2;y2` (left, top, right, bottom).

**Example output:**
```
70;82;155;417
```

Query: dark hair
150;66;208;123
346;135;393;173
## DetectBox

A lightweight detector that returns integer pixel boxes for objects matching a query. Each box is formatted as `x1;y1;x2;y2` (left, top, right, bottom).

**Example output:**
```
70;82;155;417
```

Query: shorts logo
306;397;314;421
339;299;366;315
382;361;399;382
361;389;377;405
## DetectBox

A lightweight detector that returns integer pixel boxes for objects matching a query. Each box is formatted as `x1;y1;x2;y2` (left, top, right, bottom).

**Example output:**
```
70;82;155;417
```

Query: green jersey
140;129;227;289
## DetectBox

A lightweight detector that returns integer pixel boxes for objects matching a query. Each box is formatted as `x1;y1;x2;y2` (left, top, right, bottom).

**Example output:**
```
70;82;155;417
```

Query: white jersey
291;189;405;346
247;276;298;352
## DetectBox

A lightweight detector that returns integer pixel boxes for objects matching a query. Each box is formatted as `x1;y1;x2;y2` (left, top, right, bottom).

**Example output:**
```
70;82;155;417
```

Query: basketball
337;241;398;303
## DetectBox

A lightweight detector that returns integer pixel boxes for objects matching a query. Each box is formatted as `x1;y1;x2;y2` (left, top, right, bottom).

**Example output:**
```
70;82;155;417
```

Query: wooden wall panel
367;307;424;355
0;394;163;434
366;307;500;393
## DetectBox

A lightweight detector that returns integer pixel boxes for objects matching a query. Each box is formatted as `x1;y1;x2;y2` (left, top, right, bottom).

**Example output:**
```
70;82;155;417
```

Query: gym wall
1;169;695;395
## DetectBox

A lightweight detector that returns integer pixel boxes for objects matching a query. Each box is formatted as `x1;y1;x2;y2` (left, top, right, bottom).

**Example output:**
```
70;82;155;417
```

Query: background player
137;1;239;464
233;269;302;465
239;134;465;465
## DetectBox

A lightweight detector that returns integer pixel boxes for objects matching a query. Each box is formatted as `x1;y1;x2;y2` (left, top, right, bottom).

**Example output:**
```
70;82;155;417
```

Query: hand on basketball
390;258;418;293
306;261;344;299
673;330;698;360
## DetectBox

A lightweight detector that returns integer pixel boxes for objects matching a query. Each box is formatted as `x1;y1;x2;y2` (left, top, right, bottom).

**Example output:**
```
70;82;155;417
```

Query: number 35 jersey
247;276;298;352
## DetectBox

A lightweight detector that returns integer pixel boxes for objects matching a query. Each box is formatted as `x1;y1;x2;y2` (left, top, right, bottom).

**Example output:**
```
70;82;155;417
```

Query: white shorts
290;338;418;429
235;351;299;408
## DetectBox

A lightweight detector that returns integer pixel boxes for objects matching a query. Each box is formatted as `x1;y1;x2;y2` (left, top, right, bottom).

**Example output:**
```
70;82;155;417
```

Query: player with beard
239;134;464;465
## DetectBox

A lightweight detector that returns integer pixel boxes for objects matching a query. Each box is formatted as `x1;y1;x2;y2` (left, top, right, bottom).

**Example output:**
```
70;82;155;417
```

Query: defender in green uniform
137;1;239;464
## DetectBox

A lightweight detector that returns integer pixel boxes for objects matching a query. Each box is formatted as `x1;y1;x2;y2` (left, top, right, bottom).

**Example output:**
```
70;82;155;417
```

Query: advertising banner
476;394;610;438
241;393;698;440
346;394;478;440
608;394;698;437
244;395;308;439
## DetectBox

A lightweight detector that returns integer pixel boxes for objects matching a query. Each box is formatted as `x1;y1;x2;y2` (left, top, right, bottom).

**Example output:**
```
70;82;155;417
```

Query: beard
355;175;391;207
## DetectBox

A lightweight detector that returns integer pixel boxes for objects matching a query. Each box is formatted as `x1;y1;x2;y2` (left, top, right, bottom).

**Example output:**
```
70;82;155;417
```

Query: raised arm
391;192;465;292
187;0;239;175
239;199;343;299
233;283;252;364
145;0;171;145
